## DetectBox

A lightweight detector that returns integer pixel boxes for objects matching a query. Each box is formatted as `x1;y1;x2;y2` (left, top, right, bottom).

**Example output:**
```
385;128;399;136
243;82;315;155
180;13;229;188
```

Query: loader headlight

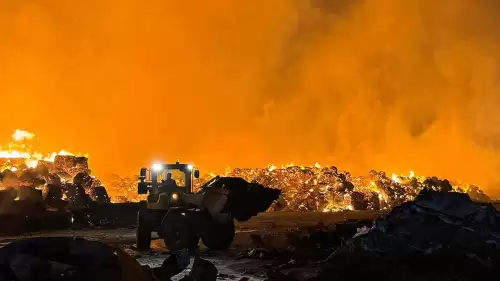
152;163;163;171
171;192;179;200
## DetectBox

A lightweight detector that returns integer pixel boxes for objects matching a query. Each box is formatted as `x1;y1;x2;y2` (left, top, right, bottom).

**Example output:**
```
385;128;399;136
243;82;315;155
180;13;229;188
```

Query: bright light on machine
152;163;163;171
187;164;193;170
171;192;179;200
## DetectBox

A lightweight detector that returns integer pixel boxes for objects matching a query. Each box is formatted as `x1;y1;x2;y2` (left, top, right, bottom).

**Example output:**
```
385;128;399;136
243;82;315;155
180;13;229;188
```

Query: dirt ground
0;211;382;280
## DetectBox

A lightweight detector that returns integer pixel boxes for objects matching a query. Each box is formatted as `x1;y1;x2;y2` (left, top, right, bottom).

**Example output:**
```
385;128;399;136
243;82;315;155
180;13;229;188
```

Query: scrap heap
103;166;490;212
0;129;492;213
0;130;110;215
99;174;143;203
195;165;490;212
265;190;500;281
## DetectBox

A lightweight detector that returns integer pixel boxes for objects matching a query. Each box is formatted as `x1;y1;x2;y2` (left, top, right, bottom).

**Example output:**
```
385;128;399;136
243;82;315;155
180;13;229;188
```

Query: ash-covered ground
0;211;380;281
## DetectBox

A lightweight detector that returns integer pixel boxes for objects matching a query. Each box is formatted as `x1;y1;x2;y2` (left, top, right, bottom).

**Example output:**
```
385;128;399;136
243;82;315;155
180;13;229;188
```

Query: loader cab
138;161;200;196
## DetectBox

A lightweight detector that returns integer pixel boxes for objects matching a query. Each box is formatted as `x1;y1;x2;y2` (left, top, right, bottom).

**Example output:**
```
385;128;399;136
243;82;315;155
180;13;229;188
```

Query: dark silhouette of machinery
136;161;280;252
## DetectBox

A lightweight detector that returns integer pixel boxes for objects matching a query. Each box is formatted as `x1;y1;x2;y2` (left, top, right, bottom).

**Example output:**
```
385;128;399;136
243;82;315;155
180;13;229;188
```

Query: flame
0;130;489;210
391;173;400;183
12;129;35;142
268;164;277;171
0;130;87;172
191;164;488;212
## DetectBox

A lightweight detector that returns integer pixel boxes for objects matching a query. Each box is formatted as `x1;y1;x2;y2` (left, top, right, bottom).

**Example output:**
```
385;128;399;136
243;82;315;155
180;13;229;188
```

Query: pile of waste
0;237;221;281
1;155;110;206
85;166;492;213
266;190;500;281
98;174;141;203
0;130;138;233
0;154;120;226
239;219;372;263
0;153;140;234
0;130;492;214
0;237;147;281
196;166;490;212
0;130;111;204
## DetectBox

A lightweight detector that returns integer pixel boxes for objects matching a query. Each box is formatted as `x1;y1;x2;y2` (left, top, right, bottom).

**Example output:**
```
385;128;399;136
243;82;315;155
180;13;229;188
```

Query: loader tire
161;209;199;254
201;220;235;250
136;210;152;250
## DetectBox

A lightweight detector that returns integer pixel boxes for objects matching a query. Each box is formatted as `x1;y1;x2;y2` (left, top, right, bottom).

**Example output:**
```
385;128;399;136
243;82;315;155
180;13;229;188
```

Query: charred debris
241;190;500;281
0;155;133;234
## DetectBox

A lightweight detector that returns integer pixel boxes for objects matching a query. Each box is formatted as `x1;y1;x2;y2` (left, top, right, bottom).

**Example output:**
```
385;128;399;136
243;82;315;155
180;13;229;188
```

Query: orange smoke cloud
1;0;500;195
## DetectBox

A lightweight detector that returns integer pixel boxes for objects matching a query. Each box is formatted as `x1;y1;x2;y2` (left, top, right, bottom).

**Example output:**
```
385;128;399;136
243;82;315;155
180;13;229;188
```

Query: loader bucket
199;177;281;222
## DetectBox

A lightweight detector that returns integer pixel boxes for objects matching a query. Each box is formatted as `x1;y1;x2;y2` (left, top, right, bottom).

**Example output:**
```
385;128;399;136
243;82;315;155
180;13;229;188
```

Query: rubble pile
0;237;222;281
0;237;153;281
0;130;111;208
267;191;500;281
99;165;490;213
241;220;370;262
0;130;123;232
0;156;113;230
5;159;491;215
196;165;490;212
0;129;492;214
99;174;141;203
0;155;109;205
0;130;134;233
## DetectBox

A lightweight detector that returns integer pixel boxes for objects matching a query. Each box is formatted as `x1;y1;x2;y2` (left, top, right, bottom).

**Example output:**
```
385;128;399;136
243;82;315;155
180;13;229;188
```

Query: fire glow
0;130;87;171
0;130;490;210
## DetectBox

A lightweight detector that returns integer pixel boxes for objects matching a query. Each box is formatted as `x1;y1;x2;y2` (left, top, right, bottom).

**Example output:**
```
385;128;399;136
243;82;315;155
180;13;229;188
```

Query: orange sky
2;0;500;195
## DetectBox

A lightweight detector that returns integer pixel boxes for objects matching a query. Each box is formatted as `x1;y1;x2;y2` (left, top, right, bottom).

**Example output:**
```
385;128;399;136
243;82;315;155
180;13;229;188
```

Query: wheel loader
136;161;281;253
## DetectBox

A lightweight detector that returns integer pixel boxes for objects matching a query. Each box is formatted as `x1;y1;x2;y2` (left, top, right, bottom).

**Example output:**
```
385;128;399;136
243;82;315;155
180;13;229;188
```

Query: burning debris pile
196;165;490;212
99;174;142;203
263;190;500;281
0;129;491;214
0;129;87;173
0;130;110;214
